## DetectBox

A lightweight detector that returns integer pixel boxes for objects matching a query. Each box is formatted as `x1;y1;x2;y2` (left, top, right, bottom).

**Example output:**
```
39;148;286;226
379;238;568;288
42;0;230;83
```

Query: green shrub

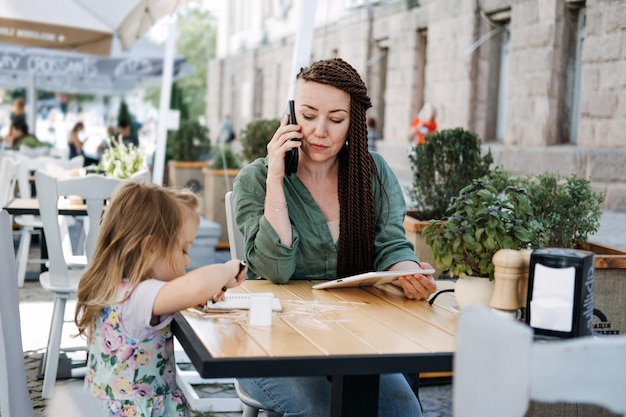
239;118;280;163
408;127;493;220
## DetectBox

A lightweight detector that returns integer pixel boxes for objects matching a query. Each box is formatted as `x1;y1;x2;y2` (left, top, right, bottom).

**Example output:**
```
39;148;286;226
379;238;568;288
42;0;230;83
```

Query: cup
248;293;273;326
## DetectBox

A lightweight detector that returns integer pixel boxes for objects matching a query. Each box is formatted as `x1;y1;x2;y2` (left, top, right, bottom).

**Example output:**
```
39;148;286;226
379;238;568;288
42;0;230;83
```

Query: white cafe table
172;279;457;417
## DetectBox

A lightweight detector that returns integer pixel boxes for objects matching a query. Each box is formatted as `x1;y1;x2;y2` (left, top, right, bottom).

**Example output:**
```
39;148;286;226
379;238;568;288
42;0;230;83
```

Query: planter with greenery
404;127;494;276
239;118;280;163
203;145;242;246
423;176;546;280
99;136;147;179
166;120;211;193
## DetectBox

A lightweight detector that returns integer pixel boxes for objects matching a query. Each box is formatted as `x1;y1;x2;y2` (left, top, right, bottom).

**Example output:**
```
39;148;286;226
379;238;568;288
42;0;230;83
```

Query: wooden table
173;279;457;417
3;198;88;272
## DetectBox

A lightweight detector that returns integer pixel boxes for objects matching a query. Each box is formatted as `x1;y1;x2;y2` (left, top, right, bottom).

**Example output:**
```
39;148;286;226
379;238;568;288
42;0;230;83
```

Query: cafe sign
0;17;112;56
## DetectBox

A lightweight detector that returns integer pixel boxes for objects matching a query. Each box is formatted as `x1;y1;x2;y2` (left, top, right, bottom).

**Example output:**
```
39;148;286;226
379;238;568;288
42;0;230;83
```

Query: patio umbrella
0;0;189;56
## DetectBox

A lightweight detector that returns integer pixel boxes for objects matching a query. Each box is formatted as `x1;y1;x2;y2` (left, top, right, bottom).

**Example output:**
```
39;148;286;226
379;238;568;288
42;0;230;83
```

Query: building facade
206;0;626;212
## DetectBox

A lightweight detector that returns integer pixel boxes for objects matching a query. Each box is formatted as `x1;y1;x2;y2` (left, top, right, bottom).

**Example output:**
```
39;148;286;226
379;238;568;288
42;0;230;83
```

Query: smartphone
284;100;299;175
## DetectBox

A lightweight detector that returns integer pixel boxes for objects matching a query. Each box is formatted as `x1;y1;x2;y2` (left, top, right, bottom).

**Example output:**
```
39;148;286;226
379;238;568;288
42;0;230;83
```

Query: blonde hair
75;181;199;341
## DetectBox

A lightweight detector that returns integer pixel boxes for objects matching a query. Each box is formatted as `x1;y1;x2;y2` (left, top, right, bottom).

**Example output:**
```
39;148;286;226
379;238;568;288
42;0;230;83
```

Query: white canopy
0;0;189;55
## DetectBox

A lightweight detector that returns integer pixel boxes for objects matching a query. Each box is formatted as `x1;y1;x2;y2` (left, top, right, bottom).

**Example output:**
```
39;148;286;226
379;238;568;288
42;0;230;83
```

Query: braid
298;58;377;277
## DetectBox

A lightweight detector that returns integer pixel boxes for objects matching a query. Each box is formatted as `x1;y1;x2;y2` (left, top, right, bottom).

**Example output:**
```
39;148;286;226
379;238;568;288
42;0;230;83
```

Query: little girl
75;181;246;416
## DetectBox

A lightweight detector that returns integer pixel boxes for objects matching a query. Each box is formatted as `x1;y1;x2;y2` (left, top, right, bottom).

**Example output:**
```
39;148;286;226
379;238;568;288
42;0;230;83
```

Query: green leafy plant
166;120;211;162
211;145;241;170
239;118;280;163
521;173;604;248
423;177;546;280
99;136;146;179
408;127;493;220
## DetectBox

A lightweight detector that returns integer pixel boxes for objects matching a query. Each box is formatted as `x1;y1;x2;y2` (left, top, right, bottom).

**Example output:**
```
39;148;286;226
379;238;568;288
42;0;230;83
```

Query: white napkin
529;263;575;332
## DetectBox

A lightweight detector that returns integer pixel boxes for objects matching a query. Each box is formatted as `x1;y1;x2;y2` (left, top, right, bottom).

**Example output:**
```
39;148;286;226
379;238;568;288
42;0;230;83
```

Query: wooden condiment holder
490;249;530;311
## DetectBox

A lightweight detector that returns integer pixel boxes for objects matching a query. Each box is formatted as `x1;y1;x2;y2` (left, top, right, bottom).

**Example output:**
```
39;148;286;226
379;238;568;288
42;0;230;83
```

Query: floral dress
85;280;190;417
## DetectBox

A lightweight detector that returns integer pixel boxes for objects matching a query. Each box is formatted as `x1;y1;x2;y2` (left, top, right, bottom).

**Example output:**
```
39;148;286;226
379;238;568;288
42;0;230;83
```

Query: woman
233;58;436;416
68;121;85;159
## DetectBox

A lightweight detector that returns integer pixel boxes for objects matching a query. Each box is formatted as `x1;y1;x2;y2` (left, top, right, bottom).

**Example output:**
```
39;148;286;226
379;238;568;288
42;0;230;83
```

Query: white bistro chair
225;191;283;416
35;170;121;399
0;209;34;417
453;305;626;417
225;190;245;260
14;154;84;286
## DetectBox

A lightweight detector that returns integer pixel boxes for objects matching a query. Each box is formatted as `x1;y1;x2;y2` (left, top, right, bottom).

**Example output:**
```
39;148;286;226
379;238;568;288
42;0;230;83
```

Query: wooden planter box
403;214;443;278
203;168;239;248
167;161;208;196
526;241;626;417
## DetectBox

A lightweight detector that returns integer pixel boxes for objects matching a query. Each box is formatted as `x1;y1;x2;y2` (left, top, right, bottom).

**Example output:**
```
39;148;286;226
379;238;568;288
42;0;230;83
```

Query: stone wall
206;0;626;212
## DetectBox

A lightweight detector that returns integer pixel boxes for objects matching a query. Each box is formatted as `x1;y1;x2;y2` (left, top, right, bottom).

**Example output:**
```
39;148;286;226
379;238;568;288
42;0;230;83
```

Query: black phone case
285;100;299;175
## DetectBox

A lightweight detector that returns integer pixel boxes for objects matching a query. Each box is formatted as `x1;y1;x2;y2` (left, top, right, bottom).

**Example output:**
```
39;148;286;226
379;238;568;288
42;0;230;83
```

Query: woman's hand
393;261;437;300
266;113;302;179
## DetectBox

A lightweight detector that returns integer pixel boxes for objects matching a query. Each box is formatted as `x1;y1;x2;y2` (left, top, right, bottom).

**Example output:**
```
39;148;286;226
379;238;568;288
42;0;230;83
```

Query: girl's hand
211;260;247;303
394;262;437;300
266;113;302;179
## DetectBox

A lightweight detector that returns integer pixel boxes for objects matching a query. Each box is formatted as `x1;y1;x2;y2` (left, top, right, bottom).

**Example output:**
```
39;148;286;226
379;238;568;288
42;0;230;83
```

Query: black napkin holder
525;248;595;339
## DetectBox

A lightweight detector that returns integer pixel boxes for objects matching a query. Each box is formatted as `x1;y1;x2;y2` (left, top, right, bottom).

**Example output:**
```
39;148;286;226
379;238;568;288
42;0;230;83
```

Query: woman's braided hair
297;58;382;277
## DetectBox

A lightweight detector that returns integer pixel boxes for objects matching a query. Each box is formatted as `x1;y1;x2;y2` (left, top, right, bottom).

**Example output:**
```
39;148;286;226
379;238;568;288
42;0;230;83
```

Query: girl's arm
152;259;246;316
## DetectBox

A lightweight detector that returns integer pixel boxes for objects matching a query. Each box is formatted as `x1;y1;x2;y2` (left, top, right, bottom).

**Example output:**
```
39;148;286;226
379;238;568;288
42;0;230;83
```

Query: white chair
234;379;283;417
14;154;85;286
36;170;122;399
0;210;35;417
0;157;19;210
225;192;283;416
225;190;245;260
453;305;626;417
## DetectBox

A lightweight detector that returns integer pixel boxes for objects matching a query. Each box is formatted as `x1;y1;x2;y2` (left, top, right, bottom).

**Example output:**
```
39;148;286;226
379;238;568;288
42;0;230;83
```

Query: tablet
312;268;436;290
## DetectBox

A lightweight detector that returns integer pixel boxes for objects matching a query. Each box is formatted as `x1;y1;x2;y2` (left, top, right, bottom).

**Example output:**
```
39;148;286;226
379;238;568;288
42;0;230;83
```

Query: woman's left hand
394;262;436;300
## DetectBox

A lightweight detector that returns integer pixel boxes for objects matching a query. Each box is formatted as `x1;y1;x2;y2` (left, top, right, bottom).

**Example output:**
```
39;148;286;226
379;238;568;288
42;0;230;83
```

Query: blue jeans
237;374;422;417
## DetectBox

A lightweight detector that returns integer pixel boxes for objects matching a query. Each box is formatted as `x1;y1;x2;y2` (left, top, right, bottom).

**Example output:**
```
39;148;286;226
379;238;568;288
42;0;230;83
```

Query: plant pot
203;168;239;247
454;275;495;308
167;161;208;192
403;214;442;278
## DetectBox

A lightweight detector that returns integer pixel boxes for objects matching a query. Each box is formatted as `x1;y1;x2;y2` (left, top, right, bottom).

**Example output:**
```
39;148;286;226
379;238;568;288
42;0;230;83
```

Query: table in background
3;198;88;272
173;279;457;417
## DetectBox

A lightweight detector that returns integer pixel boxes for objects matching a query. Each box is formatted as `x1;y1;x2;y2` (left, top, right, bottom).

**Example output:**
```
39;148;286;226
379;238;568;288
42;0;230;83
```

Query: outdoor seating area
2;1;626;416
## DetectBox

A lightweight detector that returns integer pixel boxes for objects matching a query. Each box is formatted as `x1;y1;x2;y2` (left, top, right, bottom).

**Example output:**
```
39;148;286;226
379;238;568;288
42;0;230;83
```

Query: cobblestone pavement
14;210;626;416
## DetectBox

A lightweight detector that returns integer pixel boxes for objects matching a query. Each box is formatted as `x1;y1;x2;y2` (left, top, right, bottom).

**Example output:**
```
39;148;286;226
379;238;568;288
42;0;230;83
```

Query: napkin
529;263;575;332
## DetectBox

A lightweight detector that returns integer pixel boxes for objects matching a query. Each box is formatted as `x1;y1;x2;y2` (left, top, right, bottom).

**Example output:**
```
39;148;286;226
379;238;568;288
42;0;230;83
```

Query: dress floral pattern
85;281;190;416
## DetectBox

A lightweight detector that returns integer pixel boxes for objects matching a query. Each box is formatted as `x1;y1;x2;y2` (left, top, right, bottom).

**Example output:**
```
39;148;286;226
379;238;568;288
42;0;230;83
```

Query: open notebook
203;292;283;311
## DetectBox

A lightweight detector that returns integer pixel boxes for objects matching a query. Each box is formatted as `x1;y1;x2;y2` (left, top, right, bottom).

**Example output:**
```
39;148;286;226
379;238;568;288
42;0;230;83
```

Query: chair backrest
35;171;123;286
16;154;84;199
0;157;19;208
0;210;35;417
225;191;245;260
453;305;626;417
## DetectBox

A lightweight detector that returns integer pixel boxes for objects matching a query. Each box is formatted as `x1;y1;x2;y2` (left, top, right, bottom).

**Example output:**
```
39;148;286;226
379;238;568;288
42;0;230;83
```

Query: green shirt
232;152;419;283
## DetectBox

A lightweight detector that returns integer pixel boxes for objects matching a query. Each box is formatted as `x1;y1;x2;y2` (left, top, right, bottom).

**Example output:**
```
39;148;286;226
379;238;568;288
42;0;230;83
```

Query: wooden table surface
173;279;457;416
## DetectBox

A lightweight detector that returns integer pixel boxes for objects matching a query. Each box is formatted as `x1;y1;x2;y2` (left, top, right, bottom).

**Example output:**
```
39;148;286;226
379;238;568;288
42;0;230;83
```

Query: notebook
312;268;436;290
203;292;283;311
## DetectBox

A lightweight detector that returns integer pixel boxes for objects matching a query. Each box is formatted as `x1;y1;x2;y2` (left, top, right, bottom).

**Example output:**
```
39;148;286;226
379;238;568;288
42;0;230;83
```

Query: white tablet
312;269;436;290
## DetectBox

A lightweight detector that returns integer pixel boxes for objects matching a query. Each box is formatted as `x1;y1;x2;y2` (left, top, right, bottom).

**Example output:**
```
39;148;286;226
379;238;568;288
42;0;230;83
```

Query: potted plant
99;136;147;179
404;128;494;276
166;120;211;192
203;145;242;246
239;118;280;163
422;174;546;306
